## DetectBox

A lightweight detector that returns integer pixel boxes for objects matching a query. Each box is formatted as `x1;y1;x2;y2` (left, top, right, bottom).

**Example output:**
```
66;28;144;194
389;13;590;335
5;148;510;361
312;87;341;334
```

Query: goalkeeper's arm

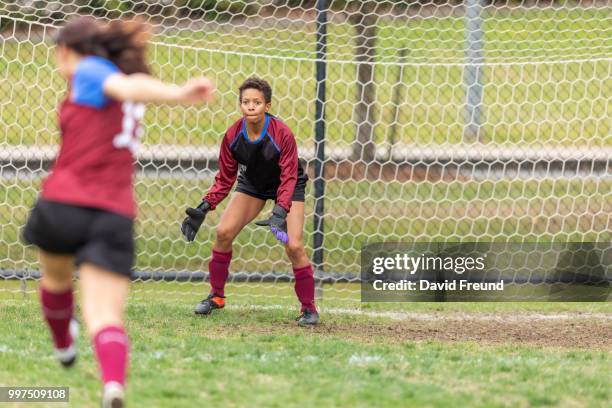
180;132;237;242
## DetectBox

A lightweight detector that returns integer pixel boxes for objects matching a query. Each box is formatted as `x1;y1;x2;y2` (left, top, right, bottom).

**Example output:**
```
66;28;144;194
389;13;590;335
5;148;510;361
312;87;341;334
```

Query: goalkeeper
181;77;319;326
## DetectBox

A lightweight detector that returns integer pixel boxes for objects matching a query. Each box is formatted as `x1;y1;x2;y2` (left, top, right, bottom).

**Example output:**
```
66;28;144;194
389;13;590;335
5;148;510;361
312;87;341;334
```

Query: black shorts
235;173;307;202
22;200;134;277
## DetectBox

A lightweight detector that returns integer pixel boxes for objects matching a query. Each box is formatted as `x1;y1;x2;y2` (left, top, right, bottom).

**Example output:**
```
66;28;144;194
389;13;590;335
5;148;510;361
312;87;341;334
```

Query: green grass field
1;7;611;407
1;8;610;149
0;281;610;408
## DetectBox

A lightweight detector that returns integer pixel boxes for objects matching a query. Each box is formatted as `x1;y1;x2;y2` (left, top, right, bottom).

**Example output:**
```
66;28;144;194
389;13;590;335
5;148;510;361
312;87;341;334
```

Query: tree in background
347;1;379;163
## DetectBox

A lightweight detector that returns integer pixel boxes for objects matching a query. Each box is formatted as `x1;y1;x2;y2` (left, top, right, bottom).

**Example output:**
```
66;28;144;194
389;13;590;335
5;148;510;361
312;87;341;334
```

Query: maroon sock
209;249;232;297
293;265;317;313
40;286;73;349
94;326;129;386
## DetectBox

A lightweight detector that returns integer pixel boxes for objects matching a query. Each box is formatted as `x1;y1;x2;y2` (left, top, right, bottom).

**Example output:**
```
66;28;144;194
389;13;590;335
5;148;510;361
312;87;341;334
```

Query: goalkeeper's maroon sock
293;265;317;313
94;326;129;386
40;285;74;349
209;249;232;297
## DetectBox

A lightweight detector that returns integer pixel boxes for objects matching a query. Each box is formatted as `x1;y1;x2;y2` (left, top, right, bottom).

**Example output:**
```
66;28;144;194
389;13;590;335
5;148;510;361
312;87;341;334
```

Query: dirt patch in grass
323;317;612;350
201;311;612;350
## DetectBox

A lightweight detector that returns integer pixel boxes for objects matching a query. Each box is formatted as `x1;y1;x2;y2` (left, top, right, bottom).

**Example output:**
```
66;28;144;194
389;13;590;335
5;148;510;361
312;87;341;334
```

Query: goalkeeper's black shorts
22;199;134;278
235;172;307;202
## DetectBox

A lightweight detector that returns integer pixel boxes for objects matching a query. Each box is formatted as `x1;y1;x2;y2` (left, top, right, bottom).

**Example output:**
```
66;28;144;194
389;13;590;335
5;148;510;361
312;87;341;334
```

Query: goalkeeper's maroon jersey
204;113;306;212
41;56;143;219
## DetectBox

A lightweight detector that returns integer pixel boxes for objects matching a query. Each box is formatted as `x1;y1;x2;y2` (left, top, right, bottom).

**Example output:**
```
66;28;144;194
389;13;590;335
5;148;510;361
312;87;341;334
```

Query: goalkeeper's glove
255;204;288;244
181;200;211;242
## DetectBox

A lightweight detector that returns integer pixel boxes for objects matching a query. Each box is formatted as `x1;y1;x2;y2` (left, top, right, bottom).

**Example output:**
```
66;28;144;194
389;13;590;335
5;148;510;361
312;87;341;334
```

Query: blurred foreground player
22;17;214;408
181;77;319;326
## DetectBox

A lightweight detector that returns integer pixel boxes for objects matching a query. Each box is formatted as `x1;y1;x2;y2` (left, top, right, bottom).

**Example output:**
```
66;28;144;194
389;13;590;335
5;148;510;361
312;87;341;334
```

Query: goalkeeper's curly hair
239;77;272;104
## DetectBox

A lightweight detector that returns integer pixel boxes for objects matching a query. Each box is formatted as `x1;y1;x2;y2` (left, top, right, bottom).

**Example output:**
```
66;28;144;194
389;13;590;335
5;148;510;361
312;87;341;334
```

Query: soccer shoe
54;318;79;368
102;382;125;408
296;310;320;326
194;293;225;315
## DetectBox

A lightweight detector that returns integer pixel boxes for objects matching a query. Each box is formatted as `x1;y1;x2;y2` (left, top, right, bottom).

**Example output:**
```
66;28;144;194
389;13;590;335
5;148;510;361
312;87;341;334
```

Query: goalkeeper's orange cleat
194;293;225;315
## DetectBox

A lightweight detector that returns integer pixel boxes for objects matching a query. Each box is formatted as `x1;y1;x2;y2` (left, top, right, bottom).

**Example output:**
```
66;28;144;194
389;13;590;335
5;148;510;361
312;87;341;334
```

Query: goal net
0;1;610;301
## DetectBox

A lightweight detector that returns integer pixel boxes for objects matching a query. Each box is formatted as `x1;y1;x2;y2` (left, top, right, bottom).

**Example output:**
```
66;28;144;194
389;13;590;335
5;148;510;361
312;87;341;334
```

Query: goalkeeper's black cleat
194;293;225;315
296;310;320;326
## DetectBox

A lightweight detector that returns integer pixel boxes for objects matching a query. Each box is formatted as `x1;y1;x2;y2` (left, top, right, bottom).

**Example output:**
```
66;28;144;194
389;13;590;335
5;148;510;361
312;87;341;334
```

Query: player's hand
181;200;211;242
255;204;288;244
178;77;215;104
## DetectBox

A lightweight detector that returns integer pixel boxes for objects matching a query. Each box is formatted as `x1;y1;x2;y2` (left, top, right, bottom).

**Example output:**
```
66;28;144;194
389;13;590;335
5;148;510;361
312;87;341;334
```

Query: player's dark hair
55;17;150;75
239;77;272;103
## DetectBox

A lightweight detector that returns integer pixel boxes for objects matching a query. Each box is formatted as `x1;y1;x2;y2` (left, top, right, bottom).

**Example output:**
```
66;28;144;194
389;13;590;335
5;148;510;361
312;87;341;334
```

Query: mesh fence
0;1;610;298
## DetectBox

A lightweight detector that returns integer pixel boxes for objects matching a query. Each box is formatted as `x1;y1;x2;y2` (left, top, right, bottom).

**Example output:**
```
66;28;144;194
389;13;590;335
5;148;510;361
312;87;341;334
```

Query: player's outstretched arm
104;73;215;105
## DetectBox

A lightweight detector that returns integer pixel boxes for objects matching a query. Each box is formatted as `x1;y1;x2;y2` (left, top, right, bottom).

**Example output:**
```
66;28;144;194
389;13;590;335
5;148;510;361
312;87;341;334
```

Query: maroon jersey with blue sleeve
204;114;307;212
42;56;144;218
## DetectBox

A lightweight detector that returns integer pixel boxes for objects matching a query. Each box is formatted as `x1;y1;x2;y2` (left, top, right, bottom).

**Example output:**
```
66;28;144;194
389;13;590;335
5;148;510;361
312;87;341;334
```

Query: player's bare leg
213;192;266;252
285;201;319;326
40;251;73;291
194;192;265;315
39;251;79;367
80;263;130;408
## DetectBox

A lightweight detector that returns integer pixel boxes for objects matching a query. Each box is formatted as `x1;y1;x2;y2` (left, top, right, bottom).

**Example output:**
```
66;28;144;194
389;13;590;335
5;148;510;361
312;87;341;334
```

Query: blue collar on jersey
241;113;270;144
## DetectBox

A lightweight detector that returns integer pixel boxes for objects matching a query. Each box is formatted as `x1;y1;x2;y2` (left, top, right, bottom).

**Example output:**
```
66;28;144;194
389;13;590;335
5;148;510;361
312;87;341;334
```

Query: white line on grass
227;304;612;322
2;297;611;322
348;354;384;365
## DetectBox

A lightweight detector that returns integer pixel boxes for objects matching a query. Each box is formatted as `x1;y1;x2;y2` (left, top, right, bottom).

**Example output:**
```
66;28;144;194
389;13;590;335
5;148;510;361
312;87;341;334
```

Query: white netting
0;1;610;299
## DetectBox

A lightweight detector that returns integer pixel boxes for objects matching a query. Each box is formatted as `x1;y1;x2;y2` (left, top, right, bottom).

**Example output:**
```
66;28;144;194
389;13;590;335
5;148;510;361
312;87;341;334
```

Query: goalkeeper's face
240;88;270;124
